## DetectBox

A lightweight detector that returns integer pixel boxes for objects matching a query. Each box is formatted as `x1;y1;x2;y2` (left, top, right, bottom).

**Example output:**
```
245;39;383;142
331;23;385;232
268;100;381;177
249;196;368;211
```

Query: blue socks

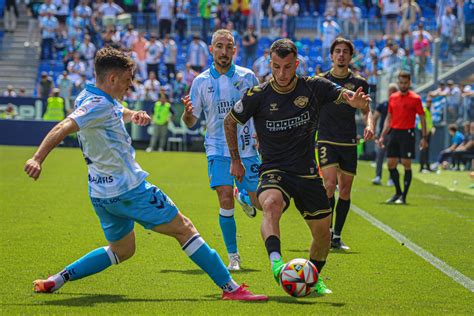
219;208;238;254
182;233;232;289
65;246;119;281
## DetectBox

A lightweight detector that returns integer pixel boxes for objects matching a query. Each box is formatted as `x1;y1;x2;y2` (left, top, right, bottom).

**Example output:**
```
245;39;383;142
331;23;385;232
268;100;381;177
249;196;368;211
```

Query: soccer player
317;38;375;250
223;39;371;294
379;71;428;204
181;29;260;271
24;47;267;301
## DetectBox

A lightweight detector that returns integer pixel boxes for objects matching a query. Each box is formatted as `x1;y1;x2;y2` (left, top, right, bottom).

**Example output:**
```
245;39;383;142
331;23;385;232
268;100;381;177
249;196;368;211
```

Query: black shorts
318;142;357;175
257;170;331;220
387;129;416;159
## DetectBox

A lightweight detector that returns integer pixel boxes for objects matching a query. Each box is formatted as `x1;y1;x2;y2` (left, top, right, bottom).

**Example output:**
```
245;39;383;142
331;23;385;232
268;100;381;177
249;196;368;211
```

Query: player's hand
419;138;428;150
24;158;42;180
364;126;374;141
181;95;193;116
230;159;246;183
131;111;150;126
378;136;385;148
343;87;372;109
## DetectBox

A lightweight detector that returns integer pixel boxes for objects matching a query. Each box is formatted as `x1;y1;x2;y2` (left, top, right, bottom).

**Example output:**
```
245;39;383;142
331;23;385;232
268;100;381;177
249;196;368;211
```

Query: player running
181;29;260;271
24;47;267;301
317;38;375;250
224;39;371;295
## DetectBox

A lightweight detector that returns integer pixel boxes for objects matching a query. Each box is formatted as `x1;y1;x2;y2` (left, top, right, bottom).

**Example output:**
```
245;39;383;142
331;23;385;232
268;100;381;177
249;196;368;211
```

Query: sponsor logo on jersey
266;111;310;132
73;106;88;116
88;174;114;184
218;99;236;115
233;100;243;113
293;96;309;108
270;103;278;111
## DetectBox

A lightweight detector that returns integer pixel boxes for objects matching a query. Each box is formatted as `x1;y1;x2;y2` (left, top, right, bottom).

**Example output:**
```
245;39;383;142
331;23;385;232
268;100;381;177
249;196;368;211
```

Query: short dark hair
448;124;458;132
270;39;297;58
330;37;354;55
94;47;134;83
398;71;411;81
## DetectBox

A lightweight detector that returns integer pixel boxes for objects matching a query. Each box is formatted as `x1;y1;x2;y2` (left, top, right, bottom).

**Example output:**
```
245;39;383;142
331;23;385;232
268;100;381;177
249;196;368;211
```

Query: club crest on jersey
233;80;242;90
294;96;309;108
270;103;278;111
233;100;244;113
344;83;356;91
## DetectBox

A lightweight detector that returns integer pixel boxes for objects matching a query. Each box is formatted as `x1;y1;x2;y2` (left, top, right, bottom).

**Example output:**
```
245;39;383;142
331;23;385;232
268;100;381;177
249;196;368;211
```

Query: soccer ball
279;258;318;297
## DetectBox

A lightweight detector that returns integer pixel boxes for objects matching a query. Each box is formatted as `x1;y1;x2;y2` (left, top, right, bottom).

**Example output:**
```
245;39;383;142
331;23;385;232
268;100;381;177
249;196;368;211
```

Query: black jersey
229;76;345;176
317;70;369;145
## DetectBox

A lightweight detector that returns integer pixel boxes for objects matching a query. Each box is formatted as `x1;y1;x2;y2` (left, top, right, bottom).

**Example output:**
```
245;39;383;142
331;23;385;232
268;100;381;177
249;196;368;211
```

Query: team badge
233;100;244;114
73;106;88;116
294;96;309;108
344;83;356;91
233;80;242;90
270;103;278;111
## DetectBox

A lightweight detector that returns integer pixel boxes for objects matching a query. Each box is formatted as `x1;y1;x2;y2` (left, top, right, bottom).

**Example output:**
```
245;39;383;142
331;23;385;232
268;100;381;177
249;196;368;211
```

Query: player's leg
234;156;261;216
207;156;241;270
152;208;267;300
259;188;288;284
318;143;339;214
332;172;354;249
386;132;403;203
33;200;135;293
397;158;412;204
215;185;241;270
293;177;332;294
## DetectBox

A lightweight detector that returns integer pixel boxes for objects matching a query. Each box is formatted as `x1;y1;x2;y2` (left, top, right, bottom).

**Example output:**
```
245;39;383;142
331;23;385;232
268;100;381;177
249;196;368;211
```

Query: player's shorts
90;181;179;242
207;155;260;192
317;142;357;176
387;128;416;159
257;170;331;220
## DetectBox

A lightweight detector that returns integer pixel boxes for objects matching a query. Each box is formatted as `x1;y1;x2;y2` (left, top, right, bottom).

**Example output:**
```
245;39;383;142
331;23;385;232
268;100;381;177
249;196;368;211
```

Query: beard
215;57;231;68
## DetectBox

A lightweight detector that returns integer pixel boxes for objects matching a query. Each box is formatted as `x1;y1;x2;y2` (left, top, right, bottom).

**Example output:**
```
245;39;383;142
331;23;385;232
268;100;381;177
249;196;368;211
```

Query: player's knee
324;181;337;196
262;197;284;215
338;186;351;199
112;243;136;262
177;215;198;240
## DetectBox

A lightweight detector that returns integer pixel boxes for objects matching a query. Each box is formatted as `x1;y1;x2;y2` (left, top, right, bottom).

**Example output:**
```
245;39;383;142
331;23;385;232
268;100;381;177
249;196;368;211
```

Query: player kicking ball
24;47;267;301
224;39;371;295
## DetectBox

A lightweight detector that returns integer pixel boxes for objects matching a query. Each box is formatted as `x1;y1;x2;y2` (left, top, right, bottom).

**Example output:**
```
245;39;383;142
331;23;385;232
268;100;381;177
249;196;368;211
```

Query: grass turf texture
1;146;472;314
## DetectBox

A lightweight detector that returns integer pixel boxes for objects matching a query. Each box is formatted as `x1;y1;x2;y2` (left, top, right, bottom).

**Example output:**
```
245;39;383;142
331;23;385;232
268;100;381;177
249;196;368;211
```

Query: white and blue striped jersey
68;84;148;198
190;63;259;158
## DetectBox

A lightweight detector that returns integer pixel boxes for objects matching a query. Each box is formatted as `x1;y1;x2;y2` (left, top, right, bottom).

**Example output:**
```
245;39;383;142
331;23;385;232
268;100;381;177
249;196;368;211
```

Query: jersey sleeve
309;77;345;105
68;97;109;130
189;77;203;118
414;96;425;115
229;86;260;125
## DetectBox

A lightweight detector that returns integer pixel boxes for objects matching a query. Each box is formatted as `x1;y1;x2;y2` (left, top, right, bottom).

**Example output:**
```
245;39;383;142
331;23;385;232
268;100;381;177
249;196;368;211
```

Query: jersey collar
210;63;236;79
86;84;115;104
329;68;351;79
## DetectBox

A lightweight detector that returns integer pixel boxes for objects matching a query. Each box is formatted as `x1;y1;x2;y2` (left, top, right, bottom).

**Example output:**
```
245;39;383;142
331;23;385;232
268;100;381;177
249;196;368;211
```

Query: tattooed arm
224;112;245;182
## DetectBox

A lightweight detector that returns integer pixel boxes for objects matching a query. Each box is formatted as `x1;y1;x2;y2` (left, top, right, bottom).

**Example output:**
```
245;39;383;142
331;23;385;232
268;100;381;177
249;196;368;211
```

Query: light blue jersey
190;63;259;158
69;84;148;198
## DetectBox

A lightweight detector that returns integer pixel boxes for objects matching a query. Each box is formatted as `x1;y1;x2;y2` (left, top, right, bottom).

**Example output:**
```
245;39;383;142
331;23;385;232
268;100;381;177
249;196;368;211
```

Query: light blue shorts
90;181;179;242
207;155;260;192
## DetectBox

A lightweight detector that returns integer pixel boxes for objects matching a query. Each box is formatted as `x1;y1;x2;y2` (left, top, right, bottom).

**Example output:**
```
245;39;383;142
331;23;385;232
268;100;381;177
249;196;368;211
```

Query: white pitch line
351;204;474;292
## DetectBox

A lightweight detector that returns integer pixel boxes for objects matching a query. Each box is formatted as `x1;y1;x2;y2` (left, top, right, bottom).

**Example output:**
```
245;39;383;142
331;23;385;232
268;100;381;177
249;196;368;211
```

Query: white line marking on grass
351;204;474;292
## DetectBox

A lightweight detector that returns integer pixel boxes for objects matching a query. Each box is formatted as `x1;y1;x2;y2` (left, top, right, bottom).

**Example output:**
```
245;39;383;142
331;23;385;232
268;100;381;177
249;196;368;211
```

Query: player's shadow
14;293;212;307
271;295;346;306
159;268;261;274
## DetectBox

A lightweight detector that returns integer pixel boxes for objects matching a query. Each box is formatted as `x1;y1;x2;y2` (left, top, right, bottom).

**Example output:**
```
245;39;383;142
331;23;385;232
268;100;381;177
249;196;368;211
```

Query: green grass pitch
0;146;472;314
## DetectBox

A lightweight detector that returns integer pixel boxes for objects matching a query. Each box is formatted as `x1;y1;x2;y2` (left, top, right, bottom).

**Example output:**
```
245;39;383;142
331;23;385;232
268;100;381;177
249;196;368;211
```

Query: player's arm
361;106;375;141
372;110;381;136
123;107;151;126
181;95;199;128
343;87;371;110
224;113;244;182
24;118;79;180
311;77;370;110
378;112;392;148
418;113;428;150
